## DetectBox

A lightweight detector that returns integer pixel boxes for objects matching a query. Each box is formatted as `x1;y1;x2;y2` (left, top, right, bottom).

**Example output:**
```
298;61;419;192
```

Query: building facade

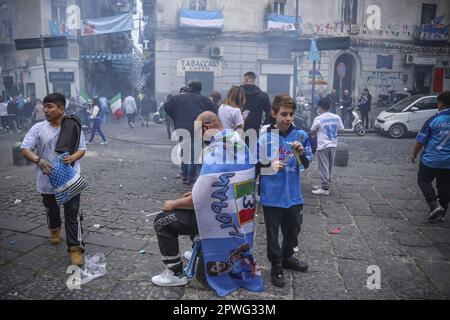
0;0;81;100
151;0;450;103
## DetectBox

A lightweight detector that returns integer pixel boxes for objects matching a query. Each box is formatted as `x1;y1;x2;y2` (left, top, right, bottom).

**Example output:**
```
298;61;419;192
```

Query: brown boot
50;228;61;245
69;247;84;266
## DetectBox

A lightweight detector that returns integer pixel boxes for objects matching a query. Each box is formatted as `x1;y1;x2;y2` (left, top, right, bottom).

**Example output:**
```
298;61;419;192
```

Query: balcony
177;9;224;36
413;24;449;45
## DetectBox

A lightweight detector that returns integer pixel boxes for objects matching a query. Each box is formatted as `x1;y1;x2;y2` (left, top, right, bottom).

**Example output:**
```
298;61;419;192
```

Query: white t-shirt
123;96;137;114
218;104;244;130
21;121;87;194
311;112;344;151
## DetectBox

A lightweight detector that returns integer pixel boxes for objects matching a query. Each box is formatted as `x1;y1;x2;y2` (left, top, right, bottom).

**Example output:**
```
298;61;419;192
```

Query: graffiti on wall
365;71;403;91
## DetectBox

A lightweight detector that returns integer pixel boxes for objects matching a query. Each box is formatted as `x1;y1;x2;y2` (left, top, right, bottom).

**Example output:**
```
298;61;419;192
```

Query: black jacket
7;101;19;115
341;95;353;111
164;92;218;134
241;84;271;132
55;115;82;157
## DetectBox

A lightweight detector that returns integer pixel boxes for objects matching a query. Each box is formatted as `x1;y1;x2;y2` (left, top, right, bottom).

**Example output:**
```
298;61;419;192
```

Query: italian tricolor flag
234;180;256;227
110;93;123;119
80;89;90;104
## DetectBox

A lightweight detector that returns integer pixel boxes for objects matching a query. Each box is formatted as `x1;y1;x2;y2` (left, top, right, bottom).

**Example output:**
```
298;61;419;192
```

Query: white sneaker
151;268;188;287
183;251;192;260
312;189;330;196
100;141;108;145
293;247;299;253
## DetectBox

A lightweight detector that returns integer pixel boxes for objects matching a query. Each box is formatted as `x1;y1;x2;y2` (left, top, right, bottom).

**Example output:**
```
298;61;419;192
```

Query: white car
375;95;438;139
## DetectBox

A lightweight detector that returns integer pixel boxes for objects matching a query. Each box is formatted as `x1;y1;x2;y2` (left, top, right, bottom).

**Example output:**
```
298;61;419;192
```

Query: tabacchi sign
177;58;223;76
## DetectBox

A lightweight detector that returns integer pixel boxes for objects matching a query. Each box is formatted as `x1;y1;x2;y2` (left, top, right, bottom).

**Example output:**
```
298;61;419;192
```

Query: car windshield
387;96;419;113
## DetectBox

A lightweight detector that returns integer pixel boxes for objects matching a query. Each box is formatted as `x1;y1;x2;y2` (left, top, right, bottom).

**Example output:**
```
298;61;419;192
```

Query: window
415;98;438;111
421;4;437;24
50;0;67;59
273;0;286;15
1;18;12;41
52;0;67;23
26;83;36;98
189;0;207;11
342;0;358;24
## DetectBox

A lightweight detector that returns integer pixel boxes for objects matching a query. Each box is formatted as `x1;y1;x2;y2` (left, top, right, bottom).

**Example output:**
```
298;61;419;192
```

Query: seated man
151;112;263;296
151;192;197;286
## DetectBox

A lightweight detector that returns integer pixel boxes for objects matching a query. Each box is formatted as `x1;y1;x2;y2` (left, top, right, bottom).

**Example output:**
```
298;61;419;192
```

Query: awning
179;9;224;29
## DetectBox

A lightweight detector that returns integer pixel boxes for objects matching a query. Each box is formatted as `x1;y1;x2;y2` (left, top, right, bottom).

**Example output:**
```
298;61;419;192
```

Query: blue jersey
416;108;450;169
257;126;313;208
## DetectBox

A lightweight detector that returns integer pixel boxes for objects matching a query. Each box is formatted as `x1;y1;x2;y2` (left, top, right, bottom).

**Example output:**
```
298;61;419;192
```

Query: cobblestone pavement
0;117;449;300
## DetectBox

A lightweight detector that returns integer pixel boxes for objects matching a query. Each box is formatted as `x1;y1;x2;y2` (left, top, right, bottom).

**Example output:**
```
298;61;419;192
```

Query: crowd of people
13;70;450;296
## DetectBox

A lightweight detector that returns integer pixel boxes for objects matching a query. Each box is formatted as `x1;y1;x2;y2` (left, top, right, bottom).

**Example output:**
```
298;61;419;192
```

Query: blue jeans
180;137;197;184
89;118;106;142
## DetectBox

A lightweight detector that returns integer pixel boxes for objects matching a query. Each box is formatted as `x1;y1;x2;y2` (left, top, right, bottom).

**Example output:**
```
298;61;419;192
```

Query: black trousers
361;109;370;129
42;194;84;249
418;162;450;211
154;209;198;273
262;205;303;266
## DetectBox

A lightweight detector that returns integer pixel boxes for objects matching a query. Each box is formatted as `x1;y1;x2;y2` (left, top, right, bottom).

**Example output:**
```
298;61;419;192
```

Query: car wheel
388;123;407;139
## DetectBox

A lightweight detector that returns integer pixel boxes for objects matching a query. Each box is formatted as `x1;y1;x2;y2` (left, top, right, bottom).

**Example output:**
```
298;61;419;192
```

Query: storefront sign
49;71;74;83
177;58;222;76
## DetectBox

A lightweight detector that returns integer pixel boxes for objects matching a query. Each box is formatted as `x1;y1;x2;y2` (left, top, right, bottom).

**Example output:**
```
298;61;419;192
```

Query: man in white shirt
21;93;87;266
310;98;345;196
123;94;137;128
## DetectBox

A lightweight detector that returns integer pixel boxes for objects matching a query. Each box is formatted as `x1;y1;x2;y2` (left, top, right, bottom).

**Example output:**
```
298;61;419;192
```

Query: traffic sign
14;36;67;51
337;63;346;78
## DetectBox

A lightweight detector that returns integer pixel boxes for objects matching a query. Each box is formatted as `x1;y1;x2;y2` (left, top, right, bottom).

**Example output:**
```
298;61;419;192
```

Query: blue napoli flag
179;9;224;29
192;131;264;297
310;38;320;62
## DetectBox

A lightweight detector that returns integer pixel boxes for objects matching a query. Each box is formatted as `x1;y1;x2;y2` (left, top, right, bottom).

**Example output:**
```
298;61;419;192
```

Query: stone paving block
418;227;450;244
336;258;398;300
370;205;404;220
0;248;22;266
0;265;36;295
413;260;450;298
292;266;348;300
391;199;429;212
11;272;68;300
0;229;16;241
393;232;434;248
0;218;40;233
433;243;450;261
84;233;148;251
373;255;442;299
0;233;47;253
330;235;373;261
344;198;373;216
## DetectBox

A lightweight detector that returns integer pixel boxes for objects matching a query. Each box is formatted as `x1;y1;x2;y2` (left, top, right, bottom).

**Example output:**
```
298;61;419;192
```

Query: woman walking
87;98;108;145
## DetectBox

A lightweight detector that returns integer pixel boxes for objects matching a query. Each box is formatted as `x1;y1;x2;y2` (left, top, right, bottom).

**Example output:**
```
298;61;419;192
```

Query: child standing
310;98;344;196
257;95;313;288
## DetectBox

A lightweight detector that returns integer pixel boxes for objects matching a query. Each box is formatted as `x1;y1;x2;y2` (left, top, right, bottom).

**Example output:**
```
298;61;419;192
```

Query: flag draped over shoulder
192;130;263;297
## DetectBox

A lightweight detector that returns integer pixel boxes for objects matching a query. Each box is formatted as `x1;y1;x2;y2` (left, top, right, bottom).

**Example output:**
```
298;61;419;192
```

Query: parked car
374;95;438;139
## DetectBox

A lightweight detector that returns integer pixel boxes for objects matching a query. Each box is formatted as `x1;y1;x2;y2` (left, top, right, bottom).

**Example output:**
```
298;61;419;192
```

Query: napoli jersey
257;126;313;208
416;108;450;169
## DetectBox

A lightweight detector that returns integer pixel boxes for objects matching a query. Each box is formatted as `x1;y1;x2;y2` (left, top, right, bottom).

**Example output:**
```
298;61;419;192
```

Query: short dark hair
43;92;66;108
244;72;256;80
272;94;297;113
437;91;450;108
188;80;202;93
318;98;331;110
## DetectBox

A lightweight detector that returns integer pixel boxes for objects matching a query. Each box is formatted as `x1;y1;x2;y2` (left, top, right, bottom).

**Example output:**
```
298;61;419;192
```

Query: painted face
44;102;64;122
272;106;294;133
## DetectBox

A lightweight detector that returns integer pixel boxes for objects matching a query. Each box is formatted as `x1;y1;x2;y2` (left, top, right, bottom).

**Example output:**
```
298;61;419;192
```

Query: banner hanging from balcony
81;13;133;36
179;10;224;29
266;14;299;31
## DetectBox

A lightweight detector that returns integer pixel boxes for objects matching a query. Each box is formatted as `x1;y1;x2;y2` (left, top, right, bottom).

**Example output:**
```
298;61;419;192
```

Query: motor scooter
340;106;366;136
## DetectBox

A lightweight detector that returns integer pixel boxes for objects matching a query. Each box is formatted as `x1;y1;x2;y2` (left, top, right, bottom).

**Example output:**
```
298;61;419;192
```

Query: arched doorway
333;53;356;96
